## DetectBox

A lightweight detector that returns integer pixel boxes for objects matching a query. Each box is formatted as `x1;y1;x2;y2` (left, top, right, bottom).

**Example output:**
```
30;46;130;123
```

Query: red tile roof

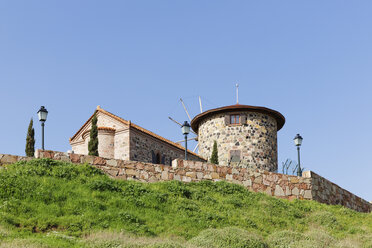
70;106;205;160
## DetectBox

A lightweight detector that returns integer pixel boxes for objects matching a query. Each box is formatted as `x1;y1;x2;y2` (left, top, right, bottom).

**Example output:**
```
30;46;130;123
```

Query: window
230;115;240;125
229;150;241;163
156;152;161;164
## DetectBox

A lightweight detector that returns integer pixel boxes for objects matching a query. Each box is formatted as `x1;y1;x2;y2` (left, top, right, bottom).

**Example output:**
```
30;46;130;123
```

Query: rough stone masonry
0;150;369;213
191;104;285;171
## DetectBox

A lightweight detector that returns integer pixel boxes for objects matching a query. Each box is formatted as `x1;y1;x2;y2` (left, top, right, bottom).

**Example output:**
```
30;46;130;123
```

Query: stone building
69;106;205;164
191;104;285;171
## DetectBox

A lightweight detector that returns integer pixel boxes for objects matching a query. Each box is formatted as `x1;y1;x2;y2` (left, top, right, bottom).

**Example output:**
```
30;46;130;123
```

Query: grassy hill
0;159;371;247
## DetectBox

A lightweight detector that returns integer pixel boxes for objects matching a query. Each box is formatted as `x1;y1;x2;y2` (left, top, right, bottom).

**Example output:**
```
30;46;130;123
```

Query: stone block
126;169;137;176
93;156;106;166
302;171;312;178
225;174;233;180
80;155;95;164
274;185;285;197
34;149;41;158
17;156;33;162
67;153;79;163
195;161;203;170
182;176;192;182
106;169;119;177
207;164;215;172
285;186;291;196
243;179;252;187
161;171;168;180
262;177;271;186
42;151;54;159
292;187;299;196
106;159;118;167
265;187;272;196
253;176;262;184
289;177;299;184
140;171;149;180
186;172;196;178
124;163;136;169
204;174;212;180
136;163;144;170
0;154;18;164
211;172;219;179
174;175;181;181
148;176;158;182
196;172;204;179
304;190;312;199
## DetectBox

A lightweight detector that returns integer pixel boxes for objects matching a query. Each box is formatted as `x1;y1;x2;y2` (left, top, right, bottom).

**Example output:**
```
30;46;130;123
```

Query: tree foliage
210;140;219;165
88;113;99;156
25;118;35;157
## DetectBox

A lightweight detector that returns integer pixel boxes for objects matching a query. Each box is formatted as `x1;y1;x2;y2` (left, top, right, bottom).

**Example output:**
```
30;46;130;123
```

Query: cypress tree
210;140;219;165
88;113;99;156
25;118;35;157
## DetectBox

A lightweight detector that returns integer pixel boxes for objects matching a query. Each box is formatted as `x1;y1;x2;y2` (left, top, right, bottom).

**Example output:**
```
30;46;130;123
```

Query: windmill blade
168;116;182;127
199;96;203;113
180;98;192;121
193;143;199;152
168;116;197;135
175;137;198;143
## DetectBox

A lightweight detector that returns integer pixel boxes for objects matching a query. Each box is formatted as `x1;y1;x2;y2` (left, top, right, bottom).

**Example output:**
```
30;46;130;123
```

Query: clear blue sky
1;1;371;200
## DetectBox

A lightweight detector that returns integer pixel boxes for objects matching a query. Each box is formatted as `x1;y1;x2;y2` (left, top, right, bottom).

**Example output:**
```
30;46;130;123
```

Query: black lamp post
293;134;303;177
37;106;48;150
181;121;191;160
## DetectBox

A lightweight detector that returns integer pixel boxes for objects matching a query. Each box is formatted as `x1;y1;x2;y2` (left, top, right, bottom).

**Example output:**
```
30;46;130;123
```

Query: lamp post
181;121;191;160
293;134;303;177
37;106;48;150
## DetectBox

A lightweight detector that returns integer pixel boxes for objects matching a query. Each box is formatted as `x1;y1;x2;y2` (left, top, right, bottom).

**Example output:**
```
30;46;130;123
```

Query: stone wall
197;111;278;171
0;151;370;213
306;171;371;213
129;129;204;165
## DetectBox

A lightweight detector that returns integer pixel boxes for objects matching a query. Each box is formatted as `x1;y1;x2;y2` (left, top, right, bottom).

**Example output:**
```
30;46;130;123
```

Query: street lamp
293;134;303;177
181;121;191;160
37;106;48;150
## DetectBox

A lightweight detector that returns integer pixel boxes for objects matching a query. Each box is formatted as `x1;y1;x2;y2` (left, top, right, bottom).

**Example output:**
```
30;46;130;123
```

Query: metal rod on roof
236;83;239;104
180;98;192;121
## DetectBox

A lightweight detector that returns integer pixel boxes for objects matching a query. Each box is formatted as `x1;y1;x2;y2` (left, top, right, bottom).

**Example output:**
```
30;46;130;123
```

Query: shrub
210;141;219;165
189;227;268;248
267;229;335;248
25;118;35;157
88;113;99;156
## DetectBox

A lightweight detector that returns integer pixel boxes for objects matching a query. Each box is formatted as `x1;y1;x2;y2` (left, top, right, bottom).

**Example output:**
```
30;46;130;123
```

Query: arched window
151;150;156;163
156;152;161;164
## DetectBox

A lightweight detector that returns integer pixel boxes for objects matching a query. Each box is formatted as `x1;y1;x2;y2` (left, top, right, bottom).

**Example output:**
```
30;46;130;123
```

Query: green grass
0;158;371;247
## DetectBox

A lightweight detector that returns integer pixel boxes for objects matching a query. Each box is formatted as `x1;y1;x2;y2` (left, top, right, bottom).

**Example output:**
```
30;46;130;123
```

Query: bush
189;227;268;248
267;229;334;248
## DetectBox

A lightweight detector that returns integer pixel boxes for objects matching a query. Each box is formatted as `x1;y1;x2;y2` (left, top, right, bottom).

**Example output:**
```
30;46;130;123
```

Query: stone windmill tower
190;104;285;172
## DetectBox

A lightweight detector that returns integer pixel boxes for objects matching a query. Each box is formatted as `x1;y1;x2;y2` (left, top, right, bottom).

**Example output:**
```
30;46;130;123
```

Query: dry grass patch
84;231;194;248
0;239;50;248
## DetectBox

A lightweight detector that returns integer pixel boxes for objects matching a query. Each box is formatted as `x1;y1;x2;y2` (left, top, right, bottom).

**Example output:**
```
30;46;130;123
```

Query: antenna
199;96;203;113
236;83;239;104
180;98;192;121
